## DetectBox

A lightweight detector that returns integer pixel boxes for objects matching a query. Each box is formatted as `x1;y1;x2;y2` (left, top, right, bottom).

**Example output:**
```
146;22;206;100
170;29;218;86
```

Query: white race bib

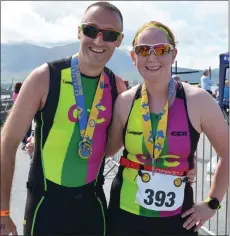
136;171;186;211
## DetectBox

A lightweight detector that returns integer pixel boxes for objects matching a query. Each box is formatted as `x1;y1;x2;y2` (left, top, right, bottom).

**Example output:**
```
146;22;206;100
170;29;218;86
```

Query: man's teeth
146;66;161;71
91;48;104;53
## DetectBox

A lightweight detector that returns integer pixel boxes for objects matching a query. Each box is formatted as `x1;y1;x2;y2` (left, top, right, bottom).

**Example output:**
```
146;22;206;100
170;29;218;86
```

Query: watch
205;197;221;210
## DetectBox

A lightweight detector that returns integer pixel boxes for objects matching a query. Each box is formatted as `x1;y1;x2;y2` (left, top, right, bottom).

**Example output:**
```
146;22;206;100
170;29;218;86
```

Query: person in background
12;82;22;103
213;82;219;101
172;74;181;82
200;69;213;95
223;80;229;112
124;80;132;89
12;82;32;150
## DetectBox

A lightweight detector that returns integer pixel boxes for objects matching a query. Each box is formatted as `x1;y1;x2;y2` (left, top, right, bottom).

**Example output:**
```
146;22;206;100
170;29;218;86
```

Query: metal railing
104;134;229;236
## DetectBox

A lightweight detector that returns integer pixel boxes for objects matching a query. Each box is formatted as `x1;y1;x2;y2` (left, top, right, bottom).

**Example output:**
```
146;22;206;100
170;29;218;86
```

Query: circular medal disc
78;141;92;159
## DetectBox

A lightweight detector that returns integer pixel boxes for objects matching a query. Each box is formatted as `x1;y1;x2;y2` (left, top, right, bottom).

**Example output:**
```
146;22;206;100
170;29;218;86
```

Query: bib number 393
136;171;185;211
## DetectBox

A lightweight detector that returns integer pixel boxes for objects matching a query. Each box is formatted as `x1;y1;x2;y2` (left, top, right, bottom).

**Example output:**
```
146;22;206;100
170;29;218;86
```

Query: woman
106;21;228;236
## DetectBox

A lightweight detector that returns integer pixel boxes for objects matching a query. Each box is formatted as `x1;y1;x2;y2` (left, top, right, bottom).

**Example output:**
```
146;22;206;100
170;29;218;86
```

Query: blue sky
1;1;228;69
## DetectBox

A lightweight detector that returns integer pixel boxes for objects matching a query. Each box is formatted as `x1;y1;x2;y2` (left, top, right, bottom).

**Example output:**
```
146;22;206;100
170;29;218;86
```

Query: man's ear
77;26;81;40
116;34;124;48
130;50;136;66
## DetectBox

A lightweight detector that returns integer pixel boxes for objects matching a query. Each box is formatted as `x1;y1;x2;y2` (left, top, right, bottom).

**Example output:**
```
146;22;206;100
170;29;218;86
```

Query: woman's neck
144;79;175;114
144;79;169;101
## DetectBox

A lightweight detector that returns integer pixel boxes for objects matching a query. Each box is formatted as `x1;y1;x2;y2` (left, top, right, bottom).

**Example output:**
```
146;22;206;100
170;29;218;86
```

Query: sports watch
205;197;221;210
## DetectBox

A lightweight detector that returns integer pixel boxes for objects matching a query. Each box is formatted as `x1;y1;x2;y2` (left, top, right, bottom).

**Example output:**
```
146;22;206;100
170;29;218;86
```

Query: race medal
71;53;105;159
78;141;92;159
141;79;175;171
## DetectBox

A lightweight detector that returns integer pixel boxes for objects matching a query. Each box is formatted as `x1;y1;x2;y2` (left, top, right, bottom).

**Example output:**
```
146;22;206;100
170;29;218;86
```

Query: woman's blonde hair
132;21;176;47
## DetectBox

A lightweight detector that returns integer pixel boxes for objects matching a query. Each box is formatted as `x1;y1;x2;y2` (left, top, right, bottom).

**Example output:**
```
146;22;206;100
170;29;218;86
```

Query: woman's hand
181;201;216;232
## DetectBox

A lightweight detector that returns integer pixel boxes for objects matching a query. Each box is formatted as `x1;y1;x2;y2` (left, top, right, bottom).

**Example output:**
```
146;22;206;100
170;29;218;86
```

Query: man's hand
25;136;35;157
186;156;197;183
0;216;18;236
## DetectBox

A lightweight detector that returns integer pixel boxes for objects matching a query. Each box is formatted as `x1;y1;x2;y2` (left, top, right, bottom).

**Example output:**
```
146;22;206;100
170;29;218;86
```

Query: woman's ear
172;48;178;64
130;50;136;66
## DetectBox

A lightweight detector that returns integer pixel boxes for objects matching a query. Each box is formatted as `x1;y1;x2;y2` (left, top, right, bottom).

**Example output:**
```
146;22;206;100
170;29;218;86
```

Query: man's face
78;6;123;69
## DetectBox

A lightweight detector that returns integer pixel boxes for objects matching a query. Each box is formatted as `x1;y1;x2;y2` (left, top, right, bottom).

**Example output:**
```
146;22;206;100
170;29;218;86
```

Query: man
1;2;126;235
200;69;213;95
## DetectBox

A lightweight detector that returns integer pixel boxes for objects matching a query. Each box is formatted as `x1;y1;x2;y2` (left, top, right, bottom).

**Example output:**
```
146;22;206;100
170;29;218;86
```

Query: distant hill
1;42;219;86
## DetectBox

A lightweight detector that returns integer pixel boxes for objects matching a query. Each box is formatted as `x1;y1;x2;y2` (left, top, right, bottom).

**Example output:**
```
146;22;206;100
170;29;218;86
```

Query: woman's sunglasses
134;43;174;57
80;24;122;42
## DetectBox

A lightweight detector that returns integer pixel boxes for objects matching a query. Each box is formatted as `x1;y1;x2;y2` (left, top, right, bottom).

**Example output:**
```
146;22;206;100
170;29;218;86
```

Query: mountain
1;42;219;86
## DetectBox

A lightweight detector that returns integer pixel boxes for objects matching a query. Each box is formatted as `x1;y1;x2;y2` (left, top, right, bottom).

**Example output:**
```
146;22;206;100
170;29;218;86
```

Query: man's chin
89;59;108;68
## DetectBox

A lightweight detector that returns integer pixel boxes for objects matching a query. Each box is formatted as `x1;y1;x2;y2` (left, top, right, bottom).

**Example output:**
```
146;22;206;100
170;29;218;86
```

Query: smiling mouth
146;66;162;71
89;47;106;53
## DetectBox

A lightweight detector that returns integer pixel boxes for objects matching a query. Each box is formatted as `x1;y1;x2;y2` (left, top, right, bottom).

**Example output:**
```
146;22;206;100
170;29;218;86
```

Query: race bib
136;171;186;211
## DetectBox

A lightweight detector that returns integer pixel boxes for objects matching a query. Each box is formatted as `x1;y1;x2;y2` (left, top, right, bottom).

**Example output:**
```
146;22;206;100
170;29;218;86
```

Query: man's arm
106;86;138;158
115;75;127;94
1;64;49;210
106;75;129;157
106;94;124;157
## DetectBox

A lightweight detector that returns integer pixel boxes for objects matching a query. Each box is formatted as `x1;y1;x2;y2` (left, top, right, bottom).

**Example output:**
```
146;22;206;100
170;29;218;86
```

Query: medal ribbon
71;53;105;159
141;79;175;162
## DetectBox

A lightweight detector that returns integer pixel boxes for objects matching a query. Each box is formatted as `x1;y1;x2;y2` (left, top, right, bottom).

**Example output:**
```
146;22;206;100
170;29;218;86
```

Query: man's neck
78;52;104;77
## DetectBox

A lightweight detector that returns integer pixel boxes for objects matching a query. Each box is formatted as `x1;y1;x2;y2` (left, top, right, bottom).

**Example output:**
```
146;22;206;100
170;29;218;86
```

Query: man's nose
94;32;104;45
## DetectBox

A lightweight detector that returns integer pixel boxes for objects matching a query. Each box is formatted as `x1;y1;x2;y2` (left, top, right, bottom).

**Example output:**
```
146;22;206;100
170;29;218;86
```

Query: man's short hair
203;69;209;75
85;1;123;30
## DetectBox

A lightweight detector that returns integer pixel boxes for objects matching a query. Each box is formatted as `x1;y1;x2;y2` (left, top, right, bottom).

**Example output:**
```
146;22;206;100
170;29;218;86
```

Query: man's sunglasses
133;43;174;57
80;24;122;42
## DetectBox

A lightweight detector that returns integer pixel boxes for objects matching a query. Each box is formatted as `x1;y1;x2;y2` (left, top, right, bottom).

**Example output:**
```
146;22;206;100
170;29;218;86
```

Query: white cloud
194;1;228;20
1;1;228;69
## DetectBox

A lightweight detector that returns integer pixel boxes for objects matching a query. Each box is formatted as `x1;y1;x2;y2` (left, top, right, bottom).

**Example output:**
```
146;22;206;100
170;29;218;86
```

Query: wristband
0;210;10;217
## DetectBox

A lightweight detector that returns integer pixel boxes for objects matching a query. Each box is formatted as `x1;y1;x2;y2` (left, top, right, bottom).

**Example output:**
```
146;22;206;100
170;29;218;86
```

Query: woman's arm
182;88;229;231
199;91;229;202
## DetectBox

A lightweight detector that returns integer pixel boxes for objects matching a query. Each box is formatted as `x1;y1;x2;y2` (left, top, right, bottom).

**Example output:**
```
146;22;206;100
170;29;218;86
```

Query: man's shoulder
48;56;72;70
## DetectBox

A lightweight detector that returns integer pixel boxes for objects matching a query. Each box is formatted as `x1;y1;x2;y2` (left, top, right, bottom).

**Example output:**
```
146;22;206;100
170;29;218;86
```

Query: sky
1;1;229;69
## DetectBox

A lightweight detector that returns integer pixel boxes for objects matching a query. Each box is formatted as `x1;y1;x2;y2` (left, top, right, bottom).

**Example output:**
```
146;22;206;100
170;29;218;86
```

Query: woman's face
131;27;177;84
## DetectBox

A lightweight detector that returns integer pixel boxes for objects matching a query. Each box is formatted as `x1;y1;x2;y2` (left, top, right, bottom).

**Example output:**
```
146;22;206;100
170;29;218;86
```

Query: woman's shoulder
182;82;211;100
